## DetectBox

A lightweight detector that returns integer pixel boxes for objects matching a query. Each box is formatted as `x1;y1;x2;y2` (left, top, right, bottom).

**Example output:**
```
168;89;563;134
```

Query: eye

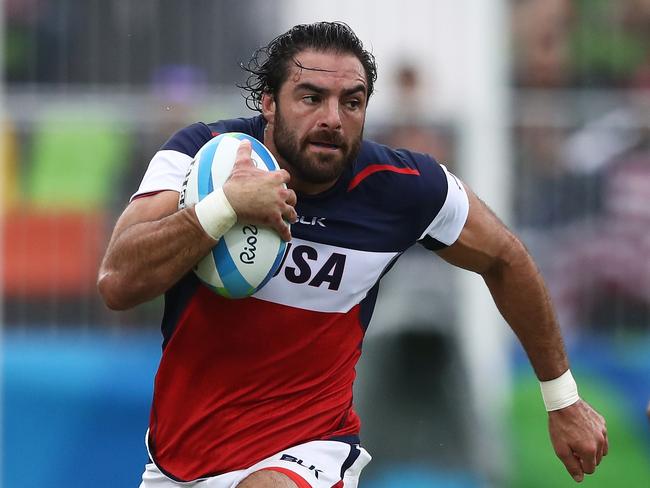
302;95;320;105
345;99;362;110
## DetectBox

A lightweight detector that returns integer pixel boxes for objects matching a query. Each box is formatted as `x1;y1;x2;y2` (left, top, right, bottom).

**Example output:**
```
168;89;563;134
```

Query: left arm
437;184;607;483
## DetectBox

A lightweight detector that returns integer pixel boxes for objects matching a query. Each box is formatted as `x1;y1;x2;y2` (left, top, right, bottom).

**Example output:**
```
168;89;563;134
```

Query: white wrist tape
540;369;580;411
193;187;237;240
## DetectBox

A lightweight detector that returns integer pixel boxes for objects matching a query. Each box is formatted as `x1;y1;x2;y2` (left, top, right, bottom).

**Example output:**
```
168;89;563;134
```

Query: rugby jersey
133;115;469;481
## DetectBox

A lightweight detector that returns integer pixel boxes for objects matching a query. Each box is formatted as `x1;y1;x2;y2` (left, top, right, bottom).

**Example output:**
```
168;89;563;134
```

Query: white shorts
139;439;372;488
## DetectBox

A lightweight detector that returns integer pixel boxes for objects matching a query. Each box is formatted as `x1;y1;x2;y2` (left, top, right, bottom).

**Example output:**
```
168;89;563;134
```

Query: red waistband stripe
260;467;313;488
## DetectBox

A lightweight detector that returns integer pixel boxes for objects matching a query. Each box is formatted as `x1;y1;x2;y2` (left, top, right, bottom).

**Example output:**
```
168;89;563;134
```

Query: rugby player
98;21;607;488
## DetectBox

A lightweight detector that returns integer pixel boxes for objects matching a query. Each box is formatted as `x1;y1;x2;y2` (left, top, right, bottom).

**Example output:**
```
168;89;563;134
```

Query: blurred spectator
514;108;594;227
513;0;650;88
4;0;60;82
512;0;650;333
378;123;455;166
546;145;650;332
390;64;427;124
1;119;19;211
118;64;208;209
150;64;208;135
374;63;455;166
571;0;650;87
521;62;650;331
512;0;574;87
4;0;272;86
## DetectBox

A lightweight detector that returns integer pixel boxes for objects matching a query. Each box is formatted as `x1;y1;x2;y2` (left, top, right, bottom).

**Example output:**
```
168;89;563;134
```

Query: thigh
140;463;240;488
230;440;371;488
236;469;299;488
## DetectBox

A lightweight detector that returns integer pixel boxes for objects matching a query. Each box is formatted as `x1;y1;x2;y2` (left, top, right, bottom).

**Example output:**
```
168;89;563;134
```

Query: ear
261;92;276;125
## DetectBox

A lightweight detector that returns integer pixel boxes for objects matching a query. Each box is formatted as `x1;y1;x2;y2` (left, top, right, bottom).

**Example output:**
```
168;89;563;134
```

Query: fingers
275;221;292;242
282;188;298;210
268;187;296;240
548;400;609;483
283;204;298;224
234;140;253;166
576;443;597;474
263;191;296;242
276;199;296;242
226;141;296;239
556;446;584;483
565;437;606;481
595;426;607;466
595;414;607;463
278;168;291;184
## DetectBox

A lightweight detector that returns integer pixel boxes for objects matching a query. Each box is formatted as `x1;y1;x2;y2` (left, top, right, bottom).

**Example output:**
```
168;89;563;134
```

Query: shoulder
351;139;449;204
162;115;266;158
349;139;468;248
131;116;264;201
159;122;211;157
206;115;267;142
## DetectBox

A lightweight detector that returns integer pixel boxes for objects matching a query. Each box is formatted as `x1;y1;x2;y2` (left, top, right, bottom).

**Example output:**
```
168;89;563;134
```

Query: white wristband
540;369;580;411
193;187;237;240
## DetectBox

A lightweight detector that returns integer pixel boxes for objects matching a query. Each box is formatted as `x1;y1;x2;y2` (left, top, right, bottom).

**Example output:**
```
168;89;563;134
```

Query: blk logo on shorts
280;454;324;479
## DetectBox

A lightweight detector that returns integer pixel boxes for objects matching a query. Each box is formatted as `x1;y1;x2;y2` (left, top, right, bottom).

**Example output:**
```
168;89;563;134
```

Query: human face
262;50;368;194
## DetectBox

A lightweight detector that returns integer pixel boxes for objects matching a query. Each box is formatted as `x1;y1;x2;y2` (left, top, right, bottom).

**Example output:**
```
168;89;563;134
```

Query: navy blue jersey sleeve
133;117;265;200
205;115;267;142
394;149;450;237
160;122;213;157
348;141;468;250
385;148;468;249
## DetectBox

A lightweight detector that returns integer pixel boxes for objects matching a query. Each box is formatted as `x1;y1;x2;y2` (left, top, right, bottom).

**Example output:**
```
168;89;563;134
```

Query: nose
318;98;342;130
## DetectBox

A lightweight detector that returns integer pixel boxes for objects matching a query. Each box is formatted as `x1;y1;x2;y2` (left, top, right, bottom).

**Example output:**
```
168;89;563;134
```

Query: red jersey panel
149;288;363;480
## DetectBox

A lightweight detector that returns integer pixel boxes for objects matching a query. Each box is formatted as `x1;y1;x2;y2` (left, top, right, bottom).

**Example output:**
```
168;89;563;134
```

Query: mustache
306;130;347;148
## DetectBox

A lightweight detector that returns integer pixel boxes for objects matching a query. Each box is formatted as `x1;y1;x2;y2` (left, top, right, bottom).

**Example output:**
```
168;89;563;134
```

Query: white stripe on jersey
131;150;469;250
419;165;469;245
253;238;399;313
131;150;192;201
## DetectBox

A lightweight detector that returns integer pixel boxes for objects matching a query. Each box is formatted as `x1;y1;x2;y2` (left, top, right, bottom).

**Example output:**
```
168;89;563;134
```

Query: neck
286;171;339;196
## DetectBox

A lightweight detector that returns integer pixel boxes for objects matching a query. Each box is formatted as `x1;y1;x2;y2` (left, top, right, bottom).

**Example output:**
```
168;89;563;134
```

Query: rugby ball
179;132;287;298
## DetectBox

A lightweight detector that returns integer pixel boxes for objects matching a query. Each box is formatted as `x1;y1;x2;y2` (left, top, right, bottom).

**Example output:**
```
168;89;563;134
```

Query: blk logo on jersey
274;242;346;291
296;215;326;227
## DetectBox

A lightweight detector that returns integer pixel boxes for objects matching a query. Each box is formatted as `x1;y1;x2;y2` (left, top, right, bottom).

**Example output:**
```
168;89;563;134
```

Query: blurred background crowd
2;1;649;487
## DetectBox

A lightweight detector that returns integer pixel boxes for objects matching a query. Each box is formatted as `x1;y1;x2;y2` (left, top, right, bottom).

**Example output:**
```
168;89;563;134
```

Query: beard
272;108;363;185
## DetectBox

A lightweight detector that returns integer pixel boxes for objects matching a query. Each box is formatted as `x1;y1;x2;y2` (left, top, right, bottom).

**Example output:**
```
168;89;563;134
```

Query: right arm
98;140;297;310
97;191;215;310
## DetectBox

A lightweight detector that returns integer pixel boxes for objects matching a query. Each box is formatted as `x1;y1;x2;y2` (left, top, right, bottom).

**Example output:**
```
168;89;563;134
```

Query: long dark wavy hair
239;21;378;112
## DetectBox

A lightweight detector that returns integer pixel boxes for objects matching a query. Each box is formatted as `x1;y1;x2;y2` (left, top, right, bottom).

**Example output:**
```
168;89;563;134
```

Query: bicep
109;190;181;243
436;184;515;274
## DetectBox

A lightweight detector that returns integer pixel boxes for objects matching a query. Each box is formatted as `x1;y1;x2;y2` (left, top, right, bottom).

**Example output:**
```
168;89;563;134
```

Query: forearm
438;187;606;480
482;237;568;380
487;240;607;483
98;207;216;309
